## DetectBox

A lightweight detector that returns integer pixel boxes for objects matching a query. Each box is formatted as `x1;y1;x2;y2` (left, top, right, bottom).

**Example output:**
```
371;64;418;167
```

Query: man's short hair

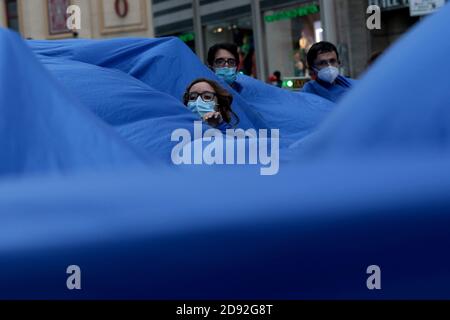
307;41;339;70
207;43;240;67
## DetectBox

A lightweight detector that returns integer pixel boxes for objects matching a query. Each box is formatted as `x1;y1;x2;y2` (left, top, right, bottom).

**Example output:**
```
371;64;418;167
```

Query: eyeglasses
213;58;237;68
315;58;339;68
187;91;216;102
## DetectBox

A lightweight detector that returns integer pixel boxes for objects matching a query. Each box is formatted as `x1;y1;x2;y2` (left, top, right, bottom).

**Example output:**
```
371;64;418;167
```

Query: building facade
0;0;154;39
153;0;323;84
2;0;446;81
329;0;419;78
152;0;446;84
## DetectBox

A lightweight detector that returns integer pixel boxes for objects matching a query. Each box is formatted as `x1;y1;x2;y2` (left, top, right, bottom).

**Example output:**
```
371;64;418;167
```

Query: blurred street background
1;0;446;89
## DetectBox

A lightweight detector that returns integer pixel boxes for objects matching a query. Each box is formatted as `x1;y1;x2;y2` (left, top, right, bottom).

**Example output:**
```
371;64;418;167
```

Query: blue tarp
0;30;146;177
28;37;268;130
0;3;450;299
28;36;335;151
236;74;334;144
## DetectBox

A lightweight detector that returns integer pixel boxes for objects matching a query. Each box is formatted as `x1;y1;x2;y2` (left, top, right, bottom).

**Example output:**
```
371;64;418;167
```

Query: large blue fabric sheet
0;3;450;299
0;30;146;177
28;36;335;151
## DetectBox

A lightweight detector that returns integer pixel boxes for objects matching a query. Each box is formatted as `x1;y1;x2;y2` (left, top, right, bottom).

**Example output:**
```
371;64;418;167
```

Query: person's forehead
215;49;235;59
190;82;215;92
315;51;337;61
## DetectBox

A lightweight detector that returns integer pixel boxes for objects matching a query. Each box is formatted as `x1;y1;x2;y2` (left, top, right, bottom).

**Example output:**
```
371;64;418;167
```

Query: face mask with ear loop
215;67;237;85
315;66;340;84
187;97;217;118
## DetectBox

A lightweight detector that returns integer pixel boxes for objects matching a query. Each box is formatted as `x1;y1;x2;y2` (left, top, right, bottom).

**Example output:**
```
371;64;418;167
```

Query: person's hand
203;111;223;127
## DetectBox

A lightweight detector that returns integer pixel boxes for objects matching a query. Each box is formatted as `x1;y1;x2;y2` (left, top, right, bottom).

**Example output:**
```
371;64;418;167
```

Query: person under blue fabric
207;43;243;93
183;78;239;132
302;41;356;103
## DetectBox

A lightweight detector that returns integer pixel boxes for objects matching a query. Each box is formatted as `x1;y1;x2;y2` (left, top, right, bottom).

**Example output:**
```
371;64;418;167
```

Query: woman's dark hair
183;78;240;126
242;47;255;76
207;43;240;68
306;41;340;70
368;50;383;66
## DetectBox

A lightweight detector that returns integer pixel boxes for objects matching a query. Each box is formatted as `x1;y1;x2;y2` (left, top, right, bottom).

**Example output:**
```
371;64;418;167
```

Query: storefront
203;15;255;76
263;2;321;86
369;0;420;53
164;0;322;89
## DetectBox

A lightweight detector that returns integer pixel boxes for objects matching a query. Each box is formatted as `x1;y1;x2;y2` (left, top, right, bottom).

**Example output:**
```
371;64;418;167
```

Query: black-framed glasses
187;91;216;102
314;58;339;68
213;58;237;68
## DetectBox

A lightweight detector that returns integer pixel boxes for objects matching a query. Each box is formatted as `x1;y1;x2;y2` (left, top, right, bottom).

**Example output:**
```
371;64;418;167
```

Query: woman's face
189;82;218;104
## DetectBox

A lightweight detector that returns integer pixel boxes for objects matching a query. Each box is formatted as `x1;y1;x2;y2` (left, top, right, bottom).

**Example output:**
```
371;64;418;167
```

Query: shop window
176;31;196;52
204;17;257;77
264;2;321;84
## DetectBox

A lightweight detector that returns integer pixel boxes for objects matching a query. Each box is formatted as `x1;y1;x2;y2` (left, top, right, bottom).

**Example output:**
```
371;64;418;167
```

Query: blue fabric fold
0;2;450;299
302;75;356;103
0;29;147;177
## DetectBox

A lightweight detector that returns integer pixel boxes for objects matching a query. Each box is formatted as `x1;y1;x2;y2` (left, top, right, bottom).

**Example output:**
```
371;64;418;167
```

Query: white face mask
317;66;339;83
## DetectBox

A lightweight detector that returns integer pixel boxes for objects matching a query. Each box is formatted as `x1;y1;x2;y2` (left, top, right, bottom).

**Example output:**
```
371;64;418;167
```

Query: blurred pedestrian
268;71;282;88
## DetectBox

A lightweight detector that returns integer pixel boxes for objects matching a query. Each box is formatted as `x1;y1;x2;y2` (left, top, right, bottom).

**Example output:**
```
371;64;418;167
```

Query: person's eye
189;93;198;101
202;93;214;101
228;59;236;66
214;59;225;65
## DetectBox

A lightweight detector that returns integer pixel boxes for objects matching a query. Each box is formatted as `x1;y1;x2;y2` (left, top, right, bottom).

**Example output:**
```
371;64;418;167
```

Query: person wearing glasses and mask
302;41;356;103
183;78;239;132
207;43;243;93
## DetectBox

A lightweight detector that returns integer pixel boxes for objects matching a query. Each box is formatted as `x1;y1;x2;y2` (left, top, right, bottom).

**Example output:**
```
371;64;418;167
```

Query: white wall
264;17;294;77
19;0;48;39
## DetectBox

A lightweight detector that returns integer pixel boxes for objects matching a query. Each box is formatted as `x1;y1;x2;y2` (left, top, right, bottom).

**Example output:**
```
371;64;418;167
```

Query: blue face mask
215;67;237;85
187;97;216;117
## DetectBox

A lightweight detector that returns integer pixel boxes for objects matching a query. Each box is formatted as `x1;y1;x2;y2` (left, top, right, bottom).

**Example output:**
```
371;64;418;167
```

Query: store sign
179;32;195;42
409;0;446;16
282;77;310;90
264;4;320;23
368;0;410;10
